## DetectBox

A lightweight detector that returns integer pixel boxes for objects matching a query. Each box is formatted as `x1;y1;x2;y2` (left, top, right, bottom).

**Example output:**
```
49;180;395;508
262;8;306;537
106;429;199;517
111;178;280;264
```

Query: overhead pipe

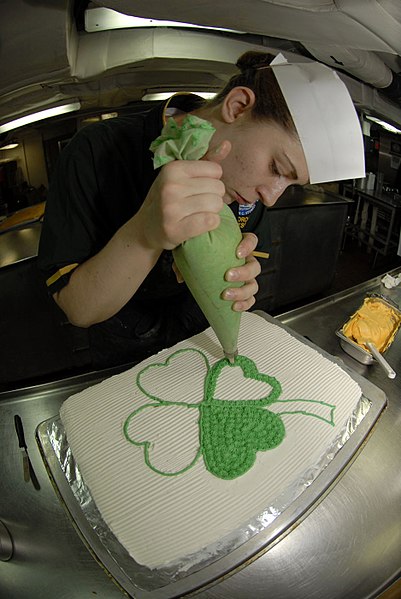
383;71;401;102
303;43;401;108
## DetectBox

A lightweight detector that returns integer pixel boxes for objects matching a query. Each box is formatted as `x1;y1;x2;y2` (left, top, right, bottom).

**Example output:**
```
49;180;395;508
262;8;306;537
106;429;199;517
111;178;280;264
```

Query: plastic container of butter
336;293;401;365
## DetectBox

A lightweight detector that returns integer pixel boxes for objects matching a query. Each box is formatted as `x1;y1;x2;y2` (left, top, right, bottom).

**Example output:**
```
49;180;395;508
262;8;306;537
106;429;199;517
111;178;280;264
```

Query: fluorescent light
366;115;401;135
0;102;81;134
100;112;118;120
142;91;217;101
80;112;118;126
0;142;19;150
85;7;242;34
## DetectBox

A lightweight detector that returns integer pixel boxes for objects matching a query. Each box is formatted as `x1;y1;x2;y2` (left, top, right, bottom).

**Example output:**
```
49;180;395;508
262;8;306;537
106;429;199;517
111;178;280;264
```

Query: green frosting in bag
150;115;216;168
150;114;244;357
173;205;244;356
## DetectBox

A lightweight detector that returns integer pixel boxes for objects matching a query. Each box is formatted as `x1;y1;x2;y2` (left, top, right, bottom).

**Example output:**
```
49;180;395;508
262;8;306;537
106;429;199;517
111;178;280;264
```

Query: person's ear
221;87;256;123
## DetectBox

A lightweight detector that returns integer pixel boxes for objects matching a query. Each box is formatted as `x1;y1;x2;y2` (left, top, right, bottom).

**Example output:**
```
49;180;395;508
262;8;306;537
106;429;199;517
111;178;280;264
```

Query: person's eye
270;161;281;176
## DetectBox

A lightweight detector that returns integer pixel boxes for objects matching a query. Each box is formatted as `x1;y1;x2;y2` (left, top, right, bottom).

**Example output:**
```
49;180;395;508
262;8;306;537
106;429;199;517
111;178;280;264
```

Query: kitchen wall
0;130;48;189
378;133;401;190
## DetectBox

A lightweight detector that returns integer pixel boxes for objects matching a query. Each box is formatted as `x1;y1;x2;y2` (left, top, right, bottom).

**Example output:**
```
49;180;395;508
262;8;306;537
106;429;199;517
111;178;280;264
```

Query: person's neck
191;105;211;120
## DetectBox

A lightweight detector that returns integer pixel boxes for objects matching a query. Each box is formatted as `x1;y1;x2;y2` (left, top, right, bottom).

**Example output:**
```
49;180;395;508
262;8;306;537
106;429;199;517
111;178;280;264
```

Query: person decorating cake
38;51;365;369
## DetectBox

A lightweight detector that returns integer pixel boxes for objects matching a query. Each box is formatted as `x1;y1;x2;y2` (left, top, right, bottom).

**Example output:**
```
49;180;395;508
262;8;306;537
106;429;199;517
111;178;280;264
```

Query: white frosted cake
60;312;362;570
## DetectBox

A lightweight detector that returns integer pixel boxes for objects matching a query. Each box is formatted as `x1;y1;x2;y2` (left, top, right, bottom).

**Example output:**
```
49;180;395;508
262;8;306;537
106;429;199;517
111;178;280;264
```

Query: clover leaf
136;348;209;406
124;403;201;476
124;350;336;480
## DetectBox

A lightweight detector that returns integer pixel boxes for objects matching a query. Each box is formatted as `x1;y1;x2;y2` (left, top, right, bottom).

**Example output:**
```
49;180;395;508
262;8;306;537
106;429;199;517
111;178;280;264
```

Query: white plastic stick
366;342;396;379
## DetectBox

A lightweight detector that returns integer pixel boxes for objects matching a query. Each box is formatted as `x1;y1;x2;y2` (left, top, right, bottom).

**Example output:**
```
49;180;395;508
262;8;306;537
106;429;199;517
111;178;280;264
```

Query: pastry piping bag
150;114;245;361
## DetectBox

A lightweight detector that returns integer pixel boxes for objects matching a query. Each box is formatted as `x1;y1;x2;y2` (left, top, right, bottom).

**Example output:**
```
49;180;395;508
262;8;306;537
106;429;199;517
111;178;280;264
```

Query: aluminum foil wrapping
45;394;371;594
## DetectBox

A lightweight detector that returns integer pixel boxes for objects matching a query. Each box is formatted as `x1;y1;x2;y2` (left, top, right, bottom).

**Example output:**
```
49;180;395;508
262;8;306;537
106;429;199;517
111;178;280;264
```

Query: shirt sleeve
37;124;122;294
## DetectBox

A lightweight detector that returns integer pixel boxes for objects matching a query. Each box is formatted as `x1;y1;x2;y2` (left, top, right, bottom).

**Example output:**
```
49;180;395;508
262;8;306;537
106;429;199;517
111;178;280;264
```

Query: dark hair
209;51;297;136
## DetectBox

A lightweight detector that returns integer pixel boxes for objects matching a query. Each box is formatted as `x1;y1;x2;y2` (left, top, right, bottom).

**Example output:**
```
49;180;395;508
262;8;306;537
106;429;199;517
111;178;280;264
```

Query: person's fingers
222;250;260;312
172;261;184;283
183;177;226;197
163;159;223;180
175;211;221;242
223;279;259;312
236;232;259;258
159;162;225;219
225;254;261;284
176;194;223;221
141;150;230;249
203;140;232;165
232;295;257;312
222;277;259;302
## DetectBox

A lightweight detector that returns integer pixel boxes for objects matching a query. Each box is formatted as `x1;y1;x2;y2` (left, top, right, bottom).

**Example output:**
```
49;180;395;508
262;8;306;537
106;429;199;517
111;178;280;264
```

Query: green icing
123;350;337;480
150;115;216;168
149;114;244;356
123;404;202;477
173;204;244;356
203;352;282;407
136;347;210;405
201;402;285;480
200;355;284;479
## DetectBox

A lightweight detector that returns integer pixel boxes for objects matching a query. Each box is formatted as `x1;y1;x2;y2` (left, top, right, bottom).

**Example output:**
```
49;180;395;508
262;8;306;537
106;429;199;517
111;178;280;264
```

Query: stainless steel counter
1;271;401;598
198;274;401;599
0;222;41;268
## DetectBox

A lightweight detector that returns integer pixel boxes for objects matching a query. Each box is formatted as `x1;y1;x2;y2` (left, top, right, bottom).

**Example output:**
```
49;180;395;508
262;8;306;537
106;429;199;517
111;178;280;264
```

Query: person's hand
222;232;261;311
173;226;261;312
135;141;231;250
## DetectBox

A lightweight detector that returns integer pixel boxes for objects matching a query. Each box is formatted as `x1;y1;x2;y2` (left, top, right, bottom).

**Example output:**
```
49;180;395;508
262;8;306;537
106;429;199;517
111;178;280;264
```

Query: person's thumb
203;140;231;165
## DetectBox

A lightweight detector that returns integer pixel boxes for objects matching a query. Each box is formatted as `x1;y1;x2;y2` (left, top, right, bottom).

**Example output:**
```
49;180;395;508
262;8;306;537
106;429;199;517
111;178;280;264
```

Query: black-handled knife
14;415;31;482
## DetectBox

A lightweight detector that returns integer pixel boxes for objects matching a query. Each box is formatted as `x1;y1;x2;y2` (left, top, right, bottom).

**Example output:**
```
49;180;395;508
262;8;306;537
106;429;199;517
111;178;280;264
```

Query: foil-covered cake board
36;314;387;599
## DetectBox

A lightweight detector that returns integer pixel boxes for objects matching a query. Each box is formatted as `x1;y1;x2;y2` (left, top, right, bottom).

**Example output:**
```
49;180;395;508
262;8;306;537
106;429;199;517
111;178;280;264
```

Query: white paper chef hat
270;54;365;184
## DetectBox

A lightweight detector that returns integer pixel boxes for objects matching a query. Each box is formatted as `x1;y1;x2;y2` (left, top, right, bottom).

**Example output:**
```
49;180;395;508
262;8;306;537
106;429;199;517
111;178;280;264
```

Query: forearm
52;157;231;327
54;216;161;327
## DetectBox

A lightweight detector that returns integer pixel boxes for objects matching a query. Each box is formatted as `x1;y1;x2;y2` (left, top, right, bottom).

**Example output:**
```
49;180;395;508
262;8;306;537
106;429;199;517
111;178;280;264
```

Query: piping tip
224;349;238;364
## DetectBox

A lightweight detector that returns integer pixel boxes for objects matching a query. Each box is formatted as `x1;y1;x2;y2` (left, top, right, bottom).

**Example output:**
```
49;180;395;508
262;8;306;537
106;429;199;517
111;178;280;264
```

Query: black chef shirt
38;95;269;369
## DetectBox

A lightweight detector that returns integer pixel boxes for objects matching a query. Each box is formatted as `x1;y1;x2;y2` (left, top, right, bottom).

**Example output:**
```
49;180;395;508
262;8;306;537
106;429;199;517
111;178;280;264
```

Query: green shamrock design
123;348;336;480
200;357;285;479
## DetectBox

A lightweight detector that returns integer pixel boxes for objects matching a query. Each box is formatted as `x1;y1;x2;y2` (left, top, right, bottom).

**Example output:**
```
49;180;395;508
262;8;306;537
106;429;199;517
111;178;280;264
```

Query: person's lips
235;191;253;205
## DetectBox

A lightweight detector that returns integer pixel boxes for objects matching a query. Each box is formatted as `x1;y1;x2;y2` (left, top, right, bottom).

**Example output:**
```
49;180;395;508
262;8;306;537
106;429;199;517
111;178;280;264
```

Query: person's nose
256;178;289;207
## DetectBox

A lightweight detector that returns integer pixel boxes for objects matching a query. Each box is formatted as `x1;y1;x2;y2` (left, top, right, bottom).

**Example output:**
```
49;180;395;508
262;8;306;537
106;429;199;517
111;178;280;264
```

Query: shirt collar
162;93;206;125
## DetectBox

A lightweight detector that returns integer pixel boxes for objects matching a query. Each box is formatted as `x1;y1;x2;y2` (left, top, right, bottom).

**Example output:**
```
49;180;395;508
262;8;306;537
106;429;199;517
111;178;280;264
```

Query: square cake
59;312;362;570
